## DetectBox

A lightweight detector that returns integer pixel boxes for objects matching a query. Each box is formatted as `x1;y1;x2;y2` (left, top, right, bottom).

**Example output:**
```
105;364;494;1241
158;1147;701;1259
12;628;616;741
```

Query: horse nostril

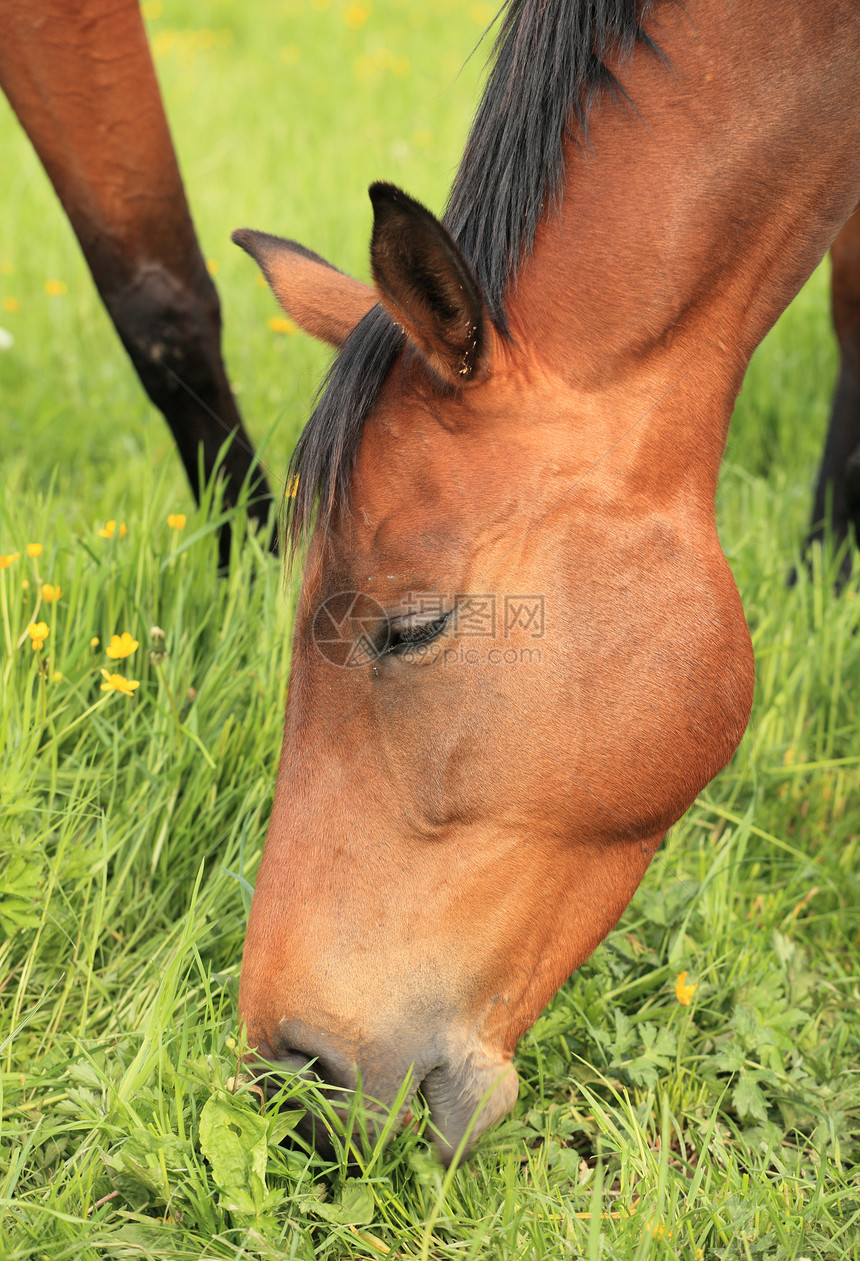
248;1049;315;1103
277;1048;325;1081
249;1036;342;1094
273;1026;355;1086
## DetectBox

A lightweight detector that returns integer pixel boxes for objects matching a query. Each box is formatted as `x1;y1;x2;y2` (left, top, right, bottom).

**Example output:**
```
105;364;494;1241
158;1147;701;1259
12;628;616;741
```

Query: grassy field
2;2;859;1257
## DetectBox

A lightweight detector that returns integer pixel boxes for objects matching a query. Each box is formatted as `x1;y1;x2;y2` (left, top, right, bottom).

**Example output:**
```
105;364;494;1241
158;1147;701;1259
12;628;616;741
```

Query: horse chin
421;1053;520;1166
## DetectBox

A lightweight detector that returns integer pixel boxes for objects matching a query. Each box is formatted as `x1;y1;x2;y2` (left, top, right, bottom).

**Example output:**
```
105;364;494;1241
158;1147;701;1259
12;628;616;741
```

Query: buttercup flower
44;279;68;297
98;520;128;539
100;669;139;696
106;632;139;660
0;552;20;568
167;513;186;530
268;316;297;335
675;971;698;1006
343;3;368;28
90;637;100;649
41;583;61;603
28;622;49;651
27;543;42;558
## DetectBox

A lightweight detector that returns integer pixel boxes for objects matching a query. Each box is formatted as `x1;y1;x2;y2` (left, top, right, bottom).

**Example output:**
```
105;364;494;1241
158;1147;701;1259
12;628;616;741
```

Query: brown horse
0;0;272;566
234;0;860;1161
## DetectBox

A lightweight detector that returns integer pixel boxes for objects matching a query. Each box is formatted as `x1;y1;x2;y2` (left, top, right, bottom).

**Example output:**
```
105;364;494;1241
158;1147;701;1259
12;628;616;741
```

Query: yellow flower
51;669;63;683
27;543;42;557
100;669;140;696
0;552;20;568
343;3;369;28
28;621;49;651
206;258;219;275
675;971;698;1006
97;520;127;539
41;583;62;603
2;297;20;313
167;513;186;530
90;636;100;649
268;316;297;335
44;279;68;297
646;1222;670;1239
106;632;139;660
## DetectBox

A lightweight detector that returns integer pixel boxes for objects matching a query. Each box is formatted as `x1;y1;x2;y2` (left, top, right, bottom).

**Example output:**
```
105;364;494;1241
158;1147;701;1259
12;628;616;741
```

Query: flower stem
155;661;182;742
37;649;47;721
0;573;13;673
38;691;111;753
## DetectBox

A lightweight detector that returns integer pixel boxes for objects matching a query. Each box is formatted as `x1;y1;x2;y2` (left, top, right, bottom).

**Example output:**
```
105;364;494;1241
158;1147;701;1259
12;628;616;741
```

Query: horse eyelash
385;611;452;654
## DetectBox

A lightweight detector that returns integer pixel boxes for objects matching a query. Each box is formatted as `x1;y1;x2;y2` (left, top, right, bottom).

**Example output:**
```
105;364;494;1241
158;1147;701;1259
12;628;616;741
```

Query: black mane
286;0;657;552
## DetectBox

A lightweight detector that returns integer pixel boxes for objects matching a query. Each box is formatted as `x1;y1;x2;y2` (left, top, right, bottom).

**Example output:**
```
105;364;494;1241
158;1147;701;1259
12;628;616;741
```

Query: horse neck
505;0;860;496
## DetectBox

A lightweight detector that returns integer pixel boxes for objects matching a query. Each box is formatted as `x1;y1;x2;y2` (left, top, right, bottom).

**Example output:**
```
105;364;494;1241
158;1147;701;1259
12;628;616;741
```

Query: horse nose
246;1024;357;1099
246;1024;395;1160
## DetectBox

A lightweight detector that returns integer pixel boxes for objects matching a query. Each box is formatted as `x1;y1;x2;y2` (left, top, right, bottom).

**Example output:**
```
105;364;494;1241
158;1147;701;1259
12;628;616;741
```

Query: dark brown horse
235;0;860;1161
0;0;272;566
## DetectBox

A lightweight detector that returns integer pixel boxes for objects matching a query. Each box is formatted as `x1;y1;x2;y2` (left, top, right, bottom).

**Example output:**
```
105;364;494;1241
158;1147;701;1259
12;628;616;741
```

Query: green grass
1;2;859;1257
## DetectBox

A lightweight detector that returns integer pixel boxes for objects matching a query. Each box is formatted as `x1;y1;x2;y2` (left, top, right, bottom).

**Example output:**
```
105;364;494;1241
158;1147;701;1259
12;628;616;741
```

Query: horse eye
385;610;451;655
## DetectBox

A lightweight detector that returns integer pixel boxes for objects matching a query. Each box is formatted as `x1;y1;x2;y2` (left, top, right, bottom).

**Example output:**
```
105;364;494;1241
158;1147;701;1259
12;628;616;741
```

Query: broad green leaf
312;1179;375;1225
733;1071;769;1122
199;1093;269;1217
340;1180;375;1224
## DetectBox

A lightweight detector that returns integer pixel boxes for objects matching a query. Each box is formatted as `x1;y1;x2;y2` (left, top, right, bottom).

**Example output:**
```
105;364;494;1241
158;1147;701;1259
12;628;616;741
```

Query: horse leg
0;0;275;566
807;207;860;581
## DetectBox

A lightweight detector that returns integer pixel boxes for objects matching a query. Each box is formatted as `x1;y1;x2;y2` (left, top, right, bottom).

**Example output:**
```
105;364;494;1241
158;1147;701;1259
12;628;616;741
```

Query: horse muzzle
247;1020;519;1164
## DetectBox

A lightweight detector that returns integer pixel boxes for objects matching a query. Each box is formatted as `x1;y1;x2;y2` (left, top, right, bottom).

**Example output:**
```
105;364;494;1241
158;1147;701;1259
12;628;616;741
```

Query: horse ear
369;183;488;386
231;229;378;347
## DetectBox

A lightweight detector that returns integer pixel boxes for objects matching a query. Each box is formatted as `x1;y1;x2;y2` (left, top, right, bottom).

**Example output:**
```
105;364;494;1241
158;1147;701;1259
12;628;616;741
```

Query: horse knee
103;262;226;403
